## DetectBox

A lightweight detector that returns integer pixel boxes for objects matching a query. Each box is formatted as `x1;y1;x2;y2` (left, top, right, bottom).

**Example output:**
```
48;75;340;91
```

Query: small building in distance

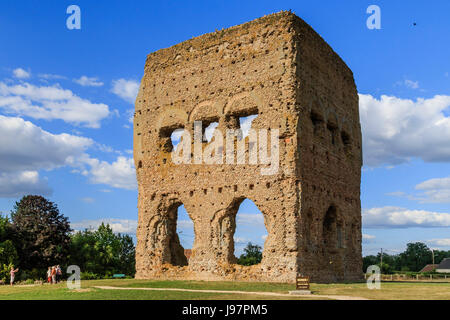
419;264;438;273
436;258;450;273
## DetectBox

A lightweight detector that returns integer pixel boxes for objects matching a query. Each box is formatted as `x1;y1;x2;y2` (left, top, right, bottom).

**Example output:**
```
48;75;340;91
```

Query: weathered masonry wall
292;17;363;282
134;11;363;283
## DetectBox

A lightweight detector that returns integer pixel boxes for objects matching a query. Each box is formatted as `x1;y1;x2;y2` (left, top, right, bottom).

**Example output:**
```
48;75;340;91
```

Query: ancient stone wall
134;11;363;283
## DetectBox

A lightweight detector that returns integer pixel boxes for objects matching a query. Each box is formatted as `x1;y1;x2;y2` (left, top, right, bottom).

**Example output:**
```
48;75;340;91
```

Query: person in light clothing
10;266;19;286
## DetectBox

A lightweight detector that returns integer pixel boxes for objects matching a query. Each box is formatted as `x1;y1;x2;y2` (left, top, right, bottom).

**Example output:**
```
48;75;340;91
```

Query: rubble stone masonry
134;11;363;283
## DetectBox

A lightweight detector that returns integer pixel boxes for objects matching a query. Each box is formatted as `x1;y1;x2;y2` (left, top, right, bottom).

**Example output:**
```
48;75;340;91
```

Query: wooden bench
112;274;125;279
296;276;310;290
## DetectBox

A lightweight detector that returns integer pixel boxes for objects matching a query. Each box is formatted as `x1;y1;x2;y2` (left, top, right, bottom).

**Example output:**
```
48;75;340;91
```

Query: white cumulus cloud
78;155;137;190
414;176;450;203
0;81;110;128
427;238;450;247
13;68;30;79
0;115;93;173
0;115;93;197
359;94;450;166
388;176;450;204
363;206;450;228
111;79;139;104
0;171;51;198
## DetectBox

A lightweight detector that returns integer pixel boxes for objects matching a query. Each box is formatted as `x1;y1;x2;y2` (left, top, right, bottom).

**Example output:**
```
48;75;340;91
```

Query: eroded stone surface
134;11;363;283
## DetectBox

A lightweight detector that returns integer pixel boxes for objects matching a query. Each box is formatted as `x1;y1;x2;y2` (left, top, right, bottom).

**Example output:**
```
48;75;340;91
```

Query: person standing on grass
47;267;52;283
51;266;57;284
56;265;62;283
10;266;19;286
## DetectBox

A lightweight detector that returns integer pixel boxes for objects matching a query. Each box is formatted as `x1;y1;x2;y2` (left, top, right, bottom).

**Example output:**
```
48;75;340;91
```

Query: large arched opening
165;203;194;266
232;198;268;266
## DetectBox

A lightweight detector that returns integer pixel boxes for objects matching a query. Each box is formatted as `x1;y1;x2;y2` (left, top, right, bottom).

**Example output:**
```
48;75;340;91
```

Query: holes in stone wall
310;110;324;136
194;117;219;143
159;125;185;153
337;220;344;249
322;205;345;251
204;121;219;142
303;209;313;250
327;121;339;146
238;114;258;139
323;205;337;249
341;130;352;154
349;221;359;250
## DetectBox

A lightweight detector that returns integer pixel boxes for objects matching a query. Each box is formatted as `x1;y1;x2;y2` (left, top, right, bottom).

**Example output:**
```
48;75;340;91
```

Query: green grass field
0;279;448;300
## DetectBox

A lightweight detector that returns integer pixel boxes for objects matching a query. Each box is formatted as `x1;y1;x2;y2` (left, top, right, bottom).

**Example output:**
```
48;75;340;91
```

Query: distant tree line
363;242;450;274
0;195;135;282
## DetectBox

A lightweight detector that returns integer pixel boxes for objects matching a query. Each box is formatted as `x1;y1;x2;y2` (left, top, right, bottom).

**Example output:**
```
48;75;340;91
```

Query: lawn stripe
93;286;369;300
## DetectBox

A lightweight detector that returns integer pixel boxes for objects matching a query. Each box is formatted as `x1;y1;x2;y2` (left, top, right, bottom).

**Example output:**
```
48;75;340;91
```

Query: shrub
0;263;13;282
80;272;100;280
18;268;45;281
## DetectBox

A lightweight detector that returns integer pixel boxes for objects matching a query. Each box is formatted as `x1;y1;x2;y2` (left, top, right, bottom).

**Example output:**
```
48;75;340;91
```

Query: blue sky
0;0;449;256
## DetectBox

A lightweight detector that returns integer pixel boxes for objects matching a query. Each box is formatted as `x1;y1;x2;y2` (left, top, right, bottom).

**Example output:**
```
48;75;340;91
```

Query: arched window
159;125;184;152
310;110;324;136
230;198;267;266
165;203;194;266
323;205;337;249
323;205;345;250
176;205;195;262
303;209;314;250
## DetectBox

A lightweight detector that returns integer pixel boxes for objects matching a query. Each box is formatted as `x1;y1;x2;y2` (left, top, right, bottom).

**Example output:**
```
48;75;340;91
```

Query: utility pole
431;249;435;266
380;248;383;274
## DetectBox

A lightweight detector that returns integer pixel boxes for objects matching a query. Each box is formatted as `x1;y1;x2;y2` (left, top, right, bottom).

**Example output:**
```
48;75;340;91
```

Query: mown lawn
0;279;313;300
0;279;448;300
311;282;450;300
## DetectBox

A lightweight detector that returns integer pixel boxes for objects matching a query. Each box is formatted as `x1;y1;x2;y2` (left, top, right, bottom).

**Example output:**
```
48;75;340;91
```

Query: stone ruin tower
134;12;363;283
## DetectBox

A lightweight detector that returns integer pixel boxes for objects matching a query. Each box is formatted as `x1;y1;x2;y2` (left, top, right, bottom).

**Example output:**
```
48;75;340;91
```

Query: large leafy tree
398;242;432;272
434;249;450;266
11;195;72;270
237;242;263;266
362;255;378;273
69;223;135;276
